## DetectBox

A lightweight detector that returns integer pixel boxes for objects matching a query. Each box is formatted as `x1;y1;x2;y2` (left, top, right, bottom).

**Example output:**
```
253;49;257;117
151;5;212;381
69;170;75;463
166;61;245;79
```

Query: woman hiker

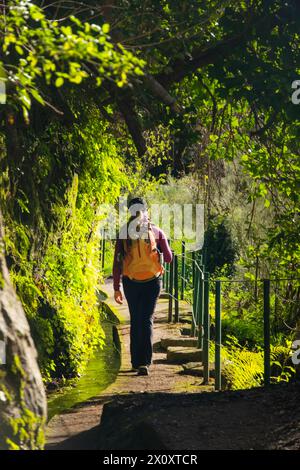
113;197;172;376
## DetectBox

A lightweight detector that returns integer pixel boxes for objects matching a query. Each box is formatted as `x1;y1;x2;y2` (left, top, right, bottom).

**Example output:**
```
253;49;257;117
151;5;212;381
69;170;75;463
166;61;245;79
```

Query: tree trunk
0;211;47;450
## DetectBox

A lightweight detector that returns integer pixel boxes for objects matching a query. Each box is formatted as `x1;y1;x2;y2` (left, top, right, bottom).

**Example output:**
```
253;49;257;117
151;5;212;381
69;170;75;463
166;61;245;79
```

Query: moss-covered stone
0;212;47;450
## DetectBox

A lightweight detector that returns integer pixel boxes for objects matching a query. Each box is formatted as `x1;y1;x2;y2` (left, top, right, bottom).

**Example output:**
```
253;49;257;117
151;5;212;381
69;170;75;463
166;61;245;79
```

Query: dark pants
122;276;162;368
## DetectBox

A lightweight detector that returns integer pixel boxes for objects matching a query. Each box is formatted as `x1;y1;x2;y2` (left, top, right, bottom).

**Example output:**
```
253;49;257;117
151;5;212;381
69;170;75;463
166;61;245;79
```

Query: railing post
215;280;222;391
202;239;207;267
197;250;203;266
180;241;186;300
263;279;271;386
165;239;171;292
168;251;174;323
203;271;210;384
100;230;103;262
174;254;179;323
191;265;198;336
192;250;195;285
197;266;204;349
101;236;106;270
165;261;169;292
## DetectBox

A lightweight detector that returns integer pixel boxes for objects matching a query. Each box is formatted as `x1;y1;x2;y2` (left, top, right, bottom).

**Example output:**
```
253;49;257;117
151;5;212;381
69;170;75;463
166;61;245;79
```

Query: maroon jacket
112;224;172;291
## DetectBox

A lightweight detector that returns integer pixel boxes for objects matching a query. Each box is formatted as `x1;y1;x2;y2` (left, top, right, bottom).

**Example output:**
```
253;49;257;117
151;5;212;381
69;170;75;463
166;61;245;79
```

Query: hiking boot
137;365;149;376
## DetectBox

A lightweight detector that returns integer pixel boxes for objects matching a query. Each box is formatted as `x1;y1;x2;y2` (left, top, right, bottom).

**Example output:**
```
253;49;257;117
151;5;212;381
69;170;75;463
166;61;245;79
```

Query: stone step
166;346;203;364
181;362;216;378
178;314;193;324
161;336;198;350
180;327;191;336
159;292;169;299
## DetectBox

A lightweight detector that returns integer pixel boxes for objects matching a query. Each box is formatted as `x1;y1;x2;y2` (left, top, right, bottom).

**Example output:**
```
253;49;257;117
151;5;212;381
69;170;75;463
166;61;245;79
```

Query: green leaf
30;5;45;21
102;23;110;34
30;88;45;105
55;77;64;88
15;45;23;55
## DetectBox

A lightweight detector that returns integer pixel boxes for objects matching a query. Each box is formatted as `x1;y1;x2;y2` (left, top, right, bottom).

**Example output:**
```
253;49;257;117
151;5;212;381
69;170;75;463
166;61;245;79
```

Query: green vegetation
217;337;295;390
1;104;140;381
0;0;299;448
0;2;144;383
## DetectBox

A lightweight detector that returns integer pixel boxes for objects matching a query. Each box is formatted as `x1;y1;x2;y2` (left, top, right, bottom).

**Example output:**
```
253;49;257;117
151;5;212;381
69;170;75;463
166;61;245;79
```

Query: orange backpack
122;225;164;281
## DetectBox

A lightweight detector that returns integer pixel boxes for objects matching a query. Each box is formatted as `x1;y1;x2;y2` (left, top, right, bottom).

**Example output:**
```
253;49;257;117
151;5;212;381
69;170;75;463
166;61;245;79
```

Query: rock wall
0;211;47;450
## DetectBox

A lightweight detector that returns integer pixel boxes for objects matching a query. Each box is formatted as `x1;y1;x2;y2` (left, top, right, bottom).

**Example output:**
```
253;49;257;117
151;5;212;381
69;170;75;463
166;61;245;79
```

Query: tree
0;1;143;448
0;0;299;448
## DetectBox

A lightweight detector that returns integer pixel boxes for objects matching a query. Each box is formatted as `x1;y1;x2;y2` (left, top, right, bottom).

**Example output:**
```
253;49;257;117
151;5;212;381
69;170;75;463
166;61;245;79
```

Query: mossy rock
0;213;47;449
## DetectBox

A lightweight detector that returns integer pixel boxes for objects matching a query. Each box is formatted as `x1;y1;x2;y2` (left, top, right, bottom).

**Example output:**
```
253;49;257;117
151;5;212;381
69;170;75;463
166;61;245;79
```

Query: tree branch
156;31;249;87
116;91;146;156
155;10;285;87
143;74;181;112
249;111;278;137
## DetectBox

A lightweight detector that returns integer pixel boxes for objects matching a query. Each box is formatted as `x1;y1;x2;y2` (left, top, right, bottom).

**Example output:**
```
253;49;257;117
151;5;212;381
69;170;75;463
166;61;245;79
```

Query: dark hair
128;196;147;211
121;197;149;253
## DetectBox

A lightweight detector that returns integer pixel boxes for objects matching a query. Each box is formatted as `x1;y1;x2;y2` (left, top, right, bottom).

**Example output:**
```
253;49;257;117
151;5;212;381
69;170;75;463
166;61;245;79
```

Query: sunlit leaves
102;23;110;34
29;4;45;22
55;77;64;88
1;0;145;117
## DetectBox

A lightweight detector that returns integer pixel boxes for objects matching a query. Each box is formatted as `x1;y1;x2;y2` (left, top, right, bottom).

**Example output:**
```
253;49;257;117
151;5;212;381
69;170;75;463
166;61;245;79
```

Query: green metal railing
163;242;216;387
162;240;300;391
100;231;300;392
99;229;106;270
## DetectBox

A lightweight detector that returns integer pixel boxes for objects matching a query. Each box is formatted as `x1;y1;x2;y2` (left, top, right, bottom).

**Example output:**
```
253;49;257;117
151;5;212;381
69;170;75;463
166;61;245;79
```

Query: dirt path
46;279;300;450
46;279;212;450
96;381;300;450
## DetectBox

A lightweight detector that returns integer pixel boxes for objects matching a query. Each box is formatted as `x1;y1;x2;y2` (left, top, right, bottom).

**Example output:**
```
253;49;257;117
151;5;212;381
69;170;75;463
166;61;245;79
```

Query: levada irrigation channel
47;305;121;421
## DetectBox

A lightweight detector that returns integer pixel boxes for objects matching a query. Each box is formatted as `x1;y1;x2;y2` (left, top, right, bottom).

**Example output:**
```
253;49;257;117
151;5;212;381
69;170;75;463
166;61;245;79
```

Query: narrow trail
45;279;300;450
46;279;212;450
